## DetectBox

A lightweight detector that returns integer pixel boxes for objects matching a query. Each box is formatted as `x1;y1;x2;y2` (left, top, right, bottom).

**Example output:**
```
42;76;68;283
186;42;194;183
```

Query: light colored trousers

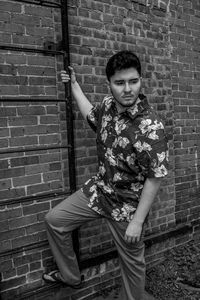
45;189;146;300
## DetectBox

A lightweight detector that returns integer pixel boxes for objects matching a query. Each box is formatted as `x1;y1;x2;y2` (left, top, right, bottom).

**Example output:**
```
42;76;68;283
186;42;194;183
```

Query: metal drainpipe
60;0;80;264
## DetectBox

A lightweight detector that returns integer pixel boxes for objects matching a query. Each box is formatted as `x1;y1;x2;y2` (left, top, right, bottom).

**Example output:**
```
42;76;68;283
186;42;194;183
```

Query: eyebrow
114;78;140;82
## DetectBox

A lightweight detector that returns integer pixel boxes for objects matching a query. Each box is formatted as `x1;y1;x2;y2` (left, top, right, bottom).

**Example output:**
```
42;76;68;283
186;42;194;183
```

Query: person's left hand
124;220;143;244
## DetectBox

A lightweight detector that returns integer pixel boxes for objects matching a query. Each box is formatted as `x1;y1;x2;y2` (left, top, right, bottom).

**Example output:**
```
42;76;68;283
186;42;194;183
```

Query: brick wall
0;0;200;299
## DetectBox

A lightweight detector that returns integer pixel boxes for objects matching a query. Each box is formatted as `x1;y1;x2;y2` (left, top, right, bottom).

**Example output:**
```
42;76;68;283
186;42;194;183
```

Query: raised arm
61;67;93;120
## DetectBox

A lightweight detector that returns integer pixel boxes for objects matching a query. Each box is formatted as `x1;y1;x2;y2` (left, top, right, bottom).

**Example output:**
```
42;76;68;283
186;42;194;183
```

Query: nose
124;82;131;93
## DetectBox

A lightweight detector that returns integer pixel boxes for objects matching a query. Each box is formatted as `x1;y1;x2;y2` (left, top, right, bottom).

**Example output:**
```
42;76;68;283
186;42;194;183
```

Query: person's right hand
61;66;76;84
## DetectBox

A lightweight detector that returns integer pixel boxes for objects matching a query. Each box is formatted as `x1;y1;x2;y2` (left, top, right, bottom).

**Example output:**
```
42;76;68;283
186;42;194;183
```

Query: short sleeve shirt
81;94;168;222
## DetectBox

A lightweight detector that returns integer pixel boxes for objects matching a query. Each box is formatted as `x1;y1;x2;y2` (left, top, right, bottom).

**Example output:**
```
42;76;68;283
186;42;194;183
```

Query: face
109;67;142;113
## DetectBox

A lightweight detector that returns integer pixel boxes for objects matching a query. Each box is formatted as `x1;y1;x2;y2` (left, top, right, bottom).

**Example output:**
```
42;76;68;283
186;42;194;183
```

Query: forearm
71;81;93;120
132;177;162;224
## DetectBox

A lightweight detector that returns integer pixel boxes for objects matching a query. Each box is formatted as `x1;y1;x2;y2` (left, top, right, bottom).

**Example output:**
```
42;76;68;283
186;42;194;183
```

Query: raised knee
45;210;57;226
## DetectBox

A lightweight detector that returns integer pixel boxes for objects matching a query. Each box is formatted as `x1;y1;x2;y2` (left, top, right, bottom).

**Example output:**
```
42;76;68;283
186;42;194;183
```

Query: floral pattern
83;94;168;222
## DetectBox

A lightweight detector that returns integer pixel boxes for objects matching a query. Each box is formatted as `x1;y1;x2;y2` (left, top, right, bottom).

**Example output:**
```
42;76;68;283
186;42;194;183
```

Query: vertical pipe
60;0;80;264
60;0;76;193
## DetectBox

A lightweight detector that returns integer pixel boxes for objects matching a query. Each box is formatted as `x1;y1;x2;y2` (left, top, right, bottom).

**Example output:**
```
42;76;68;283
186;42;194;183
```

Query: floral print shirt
82;94;168;222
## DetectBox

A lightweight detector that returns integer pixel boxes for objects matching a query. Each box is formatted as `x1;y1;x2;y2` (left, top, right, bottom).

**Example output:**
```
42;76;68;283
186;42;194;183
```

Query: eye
129;78;140;84
115;81;124;85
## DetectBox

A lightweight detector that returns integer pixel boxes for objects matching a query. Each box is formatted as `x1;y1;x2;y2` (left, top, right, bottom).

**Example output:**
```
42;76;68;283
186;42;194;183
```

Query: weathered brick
9;215;37;229
11;156;39;167
17;265;29;276
0;227;25;242
0;167;25;180
23;202;50;216
13;252;41;267
8;116;38;126
0;178;11;190
39;134;60;145
1;276;26;292
11;235;40;249
13;174;42;187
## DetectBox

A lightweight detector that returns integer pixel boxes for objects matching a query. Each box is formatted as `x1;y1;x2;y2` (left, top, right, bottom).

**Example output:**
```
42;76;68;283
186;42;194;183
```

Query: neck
115;96;140;114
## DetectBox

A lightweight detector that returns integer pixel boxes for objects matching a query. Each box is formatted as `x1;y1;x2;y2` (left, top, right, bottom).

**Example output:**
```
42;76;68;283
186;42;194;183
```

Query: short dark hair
105;50;141;81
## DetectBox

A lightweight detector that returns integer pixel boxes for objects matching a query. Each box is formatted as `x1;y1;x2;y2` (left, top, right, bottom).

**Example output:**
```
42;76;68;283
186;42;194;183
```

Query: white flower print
104;96;113;111
88;111;96;125
101;130;108;142
92;206;101;212
111;204;137;222
101;114;112;129
126;153;136;165
103;184;113;194
139;119;164;136
139;119;152;134
128;105;139;116
148;131;159;140
131;182;143;192
99;165;106;176
105;148;117;166
127;98;141;116
157;152;166;163
154;164;168;177
89;185;97;193
97;180;114;194
150;120;164;131
134;141;152;152
113;137;130;148
89;188;98;204
111;208;124;221
115;119;126;135
136;173;145;181
122;203;136;216
166;150;169;161
113;172;122;182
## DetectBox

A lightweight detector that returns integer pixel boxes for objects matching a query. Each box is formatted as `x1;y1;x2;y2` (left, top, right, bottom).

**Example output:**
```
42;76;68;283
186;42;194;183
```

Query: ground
95;240;200;300
94;289;155;300
145;240;200;300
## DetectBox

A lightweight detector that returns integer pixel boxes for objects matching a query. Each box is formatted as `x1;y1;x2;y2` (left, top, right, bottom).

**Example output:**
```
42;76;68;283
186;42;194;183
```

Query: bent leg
45;189;99;285
107;220;146;300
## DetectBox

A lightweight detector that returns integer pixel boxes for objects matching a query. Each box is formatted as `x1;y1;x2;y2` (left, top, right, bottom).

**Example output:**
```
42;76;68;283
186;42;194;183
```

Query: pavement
94;289;156;299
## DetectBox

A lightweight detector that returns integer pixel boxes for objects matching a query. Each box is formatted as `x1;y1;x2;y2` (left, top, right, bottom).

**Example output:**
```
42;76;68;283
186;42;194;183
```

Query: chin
121;100;137;107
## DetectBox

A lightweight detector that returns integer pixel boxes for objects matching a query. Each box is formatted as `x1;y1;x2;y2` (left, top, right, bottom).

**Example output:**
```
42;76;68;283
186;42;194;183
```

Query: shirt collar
111;94;149;120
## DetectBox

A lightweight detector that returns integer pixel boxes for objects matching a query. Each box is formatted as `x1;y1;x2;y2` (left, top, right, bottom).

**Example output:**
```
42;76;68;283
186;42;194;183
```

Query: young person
43;50;168;300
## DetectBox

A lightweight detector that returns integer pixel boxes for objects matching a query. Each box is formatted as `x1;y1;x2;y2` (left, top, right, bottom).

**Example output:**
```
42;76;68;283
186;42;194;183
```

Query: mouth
122;96;134;99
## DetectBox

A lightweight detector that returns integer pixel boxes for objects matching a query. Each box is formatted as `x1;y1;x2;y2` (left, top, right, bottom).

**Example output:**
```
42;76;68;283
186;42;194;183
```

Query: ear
106;79;111;89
